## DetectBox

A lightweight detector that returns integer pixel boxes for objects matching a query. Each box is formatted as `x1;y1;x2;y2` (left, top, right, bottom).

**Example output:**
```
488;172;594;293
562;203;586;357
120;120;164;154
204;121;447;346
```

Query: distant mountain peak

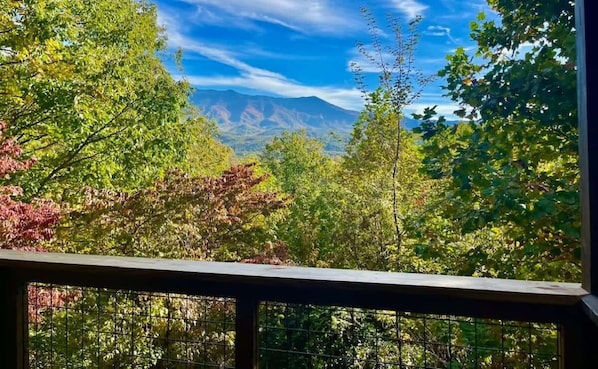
190;89;430;155
191;89;359;154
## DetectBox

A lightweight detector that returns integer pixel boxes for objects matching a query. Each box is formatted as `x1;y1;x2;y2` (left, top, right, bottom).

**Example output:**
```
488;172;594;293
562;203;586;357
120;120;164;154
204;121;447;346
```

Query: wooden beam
0;250;587;323
578;0;597;293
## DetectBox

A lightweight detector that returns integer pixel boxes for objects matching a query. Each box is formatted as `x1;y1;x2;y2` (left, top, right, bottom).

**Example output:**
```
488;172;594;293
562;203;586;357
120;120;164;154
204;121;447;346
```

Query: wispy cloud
177;0;360;35
160;12;363;110
170;36;286;80
189;5;261;31
391;0;428;19
499;41;540;60
406;91;462;120
178;73;364;111
156;2;460;115
406;103;462;121
159;9;314;61
425;25;457;43
499;39;567;64
235;44;325;61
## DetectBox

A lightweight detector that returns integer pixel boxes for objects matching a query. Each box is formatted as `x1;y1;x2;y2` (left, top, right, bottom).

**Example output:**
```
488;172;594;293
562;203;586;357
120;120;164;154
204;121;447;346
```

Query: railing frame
0;250;591;369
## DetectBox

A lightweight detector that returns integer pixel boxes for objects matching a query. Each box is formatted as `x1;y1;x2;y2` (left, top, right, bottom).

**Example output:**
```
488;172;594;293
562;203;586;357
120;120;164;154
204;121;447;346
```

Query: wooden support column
0;268;28;369
575;0;598;366
579;0;597;295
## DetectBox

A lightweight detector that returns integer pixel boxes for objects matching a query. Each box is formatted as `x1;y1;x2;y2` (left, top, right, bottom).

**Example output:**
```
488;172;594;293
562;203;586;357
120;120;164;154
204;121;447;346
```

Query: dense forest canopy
0;0;191;198
0;0;579;278
0;0;580;367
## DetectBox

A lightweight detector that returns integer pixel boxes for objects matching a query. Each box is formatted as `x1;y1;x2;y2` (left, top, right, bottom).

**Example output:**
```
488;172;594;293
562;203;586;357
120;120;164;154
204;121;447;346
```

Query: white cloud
406;102;462;121
160;19;296;78
159;13;363;110
392;0;428;19
157;5;453;115
239;45;323;61
179;72;458;118
189;5;261;31
177;0;360;35
499;40;567;64
159;9;313;61
178;73;364;111
426;25;457;43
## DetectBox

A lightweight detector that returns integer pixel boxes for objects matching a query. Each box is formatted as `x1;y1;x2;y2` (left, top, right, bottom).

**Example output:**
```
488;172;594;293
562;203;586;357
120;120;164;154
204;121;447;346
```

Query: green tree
417;0;579;281
341;97;433;271
261;130;345;266
182;108;235;178
346;8;434;270
0;0;190;198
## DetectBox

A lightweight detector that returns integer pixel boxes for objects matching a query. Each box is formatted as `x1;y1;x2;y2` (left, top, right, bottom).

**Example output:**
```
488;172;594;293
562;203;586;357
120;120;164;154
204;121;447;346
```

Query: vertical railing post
0;268;28;369
235;296;259;369
560;306;598;369
561;317;583;369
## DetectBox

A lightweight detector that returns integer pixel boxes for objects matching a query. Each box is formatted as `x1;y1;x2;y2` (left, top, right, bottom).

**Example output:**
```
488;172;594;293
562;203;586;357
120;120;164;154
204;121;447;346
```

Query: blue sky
154;0;497;118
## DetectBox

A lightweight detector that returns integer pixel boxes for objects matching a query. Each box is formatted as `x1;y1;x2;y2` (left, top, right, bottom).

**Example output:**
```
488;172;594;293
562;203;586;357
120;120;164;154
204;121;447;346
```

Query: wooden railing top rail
584;295;598;325
0;250;588;322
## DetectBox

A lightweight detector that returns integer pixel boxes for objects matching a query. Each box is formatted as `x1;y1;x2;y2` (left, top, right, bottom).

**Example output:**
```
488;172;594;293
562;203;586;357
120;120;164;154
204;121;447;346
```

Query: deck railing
1;250;596;369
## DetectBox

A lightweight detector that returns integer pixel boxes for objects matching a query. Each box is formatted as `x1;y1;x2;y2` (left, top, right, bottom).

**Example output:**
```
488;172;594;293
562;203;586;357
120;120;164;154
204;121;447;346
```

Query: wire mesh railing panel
258;302;560;369
28;283;235;369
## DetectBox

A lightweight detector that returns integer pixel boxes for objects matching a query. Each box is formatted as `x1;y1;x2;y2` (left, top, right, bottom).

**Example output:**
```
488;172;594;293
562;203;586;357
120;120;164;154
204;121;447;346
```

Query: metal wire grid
26;285;561;369
258;302;560;369
28;283;236;369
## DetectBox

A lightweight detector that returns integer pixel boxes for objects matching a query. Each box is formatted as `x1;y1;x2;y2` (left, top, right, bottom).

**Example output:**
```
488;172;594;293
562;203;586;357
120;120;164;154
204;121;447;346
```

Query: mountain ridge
191;89;421;155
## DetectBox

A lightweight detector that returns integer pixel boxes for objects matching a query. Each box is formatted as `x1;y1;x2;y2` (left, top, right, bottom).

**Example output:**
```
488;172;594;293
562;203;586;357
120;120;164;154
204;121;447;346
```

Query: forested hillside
0;0;579;367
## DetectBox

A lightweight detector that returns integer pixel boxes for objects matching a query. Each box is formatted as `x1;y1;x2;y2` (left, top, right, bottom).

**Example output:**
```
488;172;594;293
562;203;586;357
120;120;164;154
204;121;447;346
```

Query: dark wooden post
235;296;259;369
578;0;597;294
575;0;598;367
560;307;592;369
0;268;28;369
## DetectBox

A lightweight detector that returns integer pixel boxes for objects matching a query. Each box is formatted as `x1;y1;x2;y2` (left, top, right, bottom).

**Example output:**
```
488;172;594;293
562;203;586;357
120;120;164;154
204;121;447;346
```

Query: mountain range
191;89;421;155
